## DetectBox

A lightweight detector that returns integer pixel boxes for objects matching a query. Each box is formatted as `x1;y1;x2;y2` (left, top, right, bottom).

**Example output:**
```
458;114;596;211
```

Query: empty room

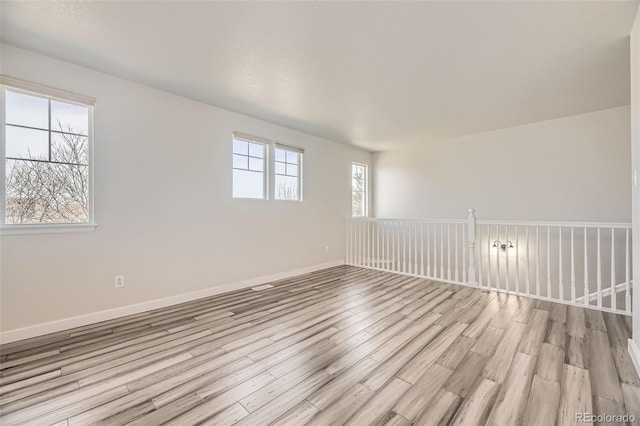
1;1;640;425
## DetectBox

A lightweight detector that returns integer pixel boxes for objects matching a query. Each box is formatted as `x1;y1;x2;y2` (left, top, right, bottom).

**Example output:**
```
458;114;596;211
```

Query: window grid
274;154;298;178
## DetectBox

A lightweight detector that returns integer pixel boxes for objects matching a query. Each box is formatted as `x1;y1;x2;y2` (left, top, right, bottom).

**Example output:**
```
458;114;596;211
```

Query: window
352;162;368;217
232;135;267;199
274;144;302;201
232;132;304;201
2;77;94;228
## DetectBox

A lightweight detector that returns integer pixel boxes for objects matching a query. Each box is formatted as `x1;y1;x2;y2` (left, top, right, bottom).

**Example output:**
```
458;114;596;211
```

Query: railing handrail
346;217;631;229
346;217;467;224
476;219;631;229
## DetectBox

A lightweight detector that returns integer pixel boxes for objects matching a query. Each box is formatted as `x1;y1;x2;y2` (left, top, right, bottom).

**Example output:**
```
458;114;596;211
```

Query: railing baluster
488;226;492;290
455;224;459;282
354;220;358;265
366;220;371;267
407;222;412;274
433;223;438;278
515;226;520;295
596;228;602;308
427;223;431;277
559;227;563;301
420;223;425;276
463;224;468;284
359;220;363;266
397;221;401;272
496;225;501;291
626;228;631;313
526;226;530;296
403;221;407;273
571;227;576;301
361;221;365;266
505;225;510;293
440;224;444;279
388;221;392;270
345;220;350;265
414;222;418;274
611;228;616;311
547;226;551;299
374;220;382;269
476;225;481;287
535;226;540;297
447;224;452;281
583;227;589;306
385;221;389;270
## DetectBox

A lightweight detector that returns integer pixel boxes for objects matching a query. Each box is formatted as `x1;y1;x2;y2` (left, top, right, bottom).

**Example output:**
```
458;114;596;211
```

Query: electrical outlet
324;246;329;253
115;275;125;288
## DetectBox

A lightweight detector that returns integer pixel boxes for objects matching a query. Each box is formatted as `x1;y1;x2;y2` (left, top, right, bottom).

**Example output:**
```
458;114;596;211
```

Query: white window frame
0;75;96;236
232;132;269;200
232;132;305;202
273;143;303;202
352;162;369;217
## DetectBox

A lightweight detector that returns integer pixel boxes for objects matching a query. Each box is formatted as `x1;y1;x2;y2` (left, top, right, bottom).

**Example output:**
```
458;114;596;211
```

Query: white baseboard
629;339;640;378
0;260;344;345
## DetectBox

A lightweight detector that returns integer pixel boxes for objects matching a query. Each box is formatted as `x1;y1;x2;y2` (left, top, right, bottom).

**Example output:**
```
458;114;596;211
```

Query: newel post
467;208;477;285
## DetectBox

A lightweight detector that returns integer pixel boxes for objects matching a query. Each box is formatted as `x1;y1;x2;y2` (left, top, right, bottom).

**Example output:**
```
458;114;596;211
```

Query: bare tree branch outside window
5;122;89;224
277;182;298;201
352;164;367;216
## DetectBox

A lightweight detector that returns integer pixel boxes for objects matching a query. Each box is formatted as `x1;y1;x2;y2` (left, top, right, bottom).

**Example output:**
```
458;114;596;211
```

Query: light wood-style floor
1;265;639;425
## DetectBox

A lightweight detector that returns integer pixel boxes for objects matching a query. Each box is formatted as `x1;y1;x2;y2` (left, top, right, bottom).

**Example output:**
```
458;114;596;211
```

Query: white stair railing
345;209;633;315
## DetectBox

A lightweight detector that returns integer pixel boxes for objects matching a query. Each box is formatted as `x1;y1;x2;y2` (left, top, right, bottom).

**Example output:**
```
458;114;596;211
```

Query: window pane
352;196;365;216
51;101;89;136
275;175;299;200
286;164;298;177
233;169;264;199
5;159;89;224
286;151;298;164
275;161;286;175
233;139;248;155
233;154;248;170
5;91;49;129
352;164;365;179
5;126;49;160
248;142;264;158
248;156;264;172
275;148;286;162
352;163;367;217
51;133;88;165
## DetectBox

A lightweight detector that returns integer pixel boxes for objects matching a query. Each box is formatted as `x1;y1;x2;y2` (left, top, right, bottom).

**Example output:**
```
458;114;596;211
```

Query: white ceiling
1;1;638;151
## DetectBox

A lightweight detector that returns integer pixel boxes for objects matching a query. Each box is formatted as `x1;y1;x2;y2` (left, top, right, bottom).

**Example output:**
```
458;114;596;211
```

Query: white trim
275;142;304;154
629;339;640;377
232;131;272;146
0;260;344;345
0;75;95;106
0;222;97;236
477;219;631;229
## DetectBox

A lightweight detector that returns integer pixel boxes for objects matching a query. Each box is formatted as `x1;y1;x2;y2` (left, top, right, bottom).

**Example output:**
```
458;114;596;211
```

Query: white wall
0;44;372;333
630;7;640;354
374;107;631;222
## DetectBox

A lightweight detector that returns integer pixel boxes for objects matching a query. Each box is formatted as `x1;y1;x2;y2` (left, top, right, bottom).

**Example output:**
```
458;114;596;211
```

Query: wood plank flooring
1;265;638;425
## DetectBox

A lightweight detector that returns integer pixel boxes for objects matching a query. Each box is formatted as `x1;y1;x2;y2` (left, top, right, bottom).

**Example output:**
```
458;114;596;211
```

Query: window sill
0;223;98;236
